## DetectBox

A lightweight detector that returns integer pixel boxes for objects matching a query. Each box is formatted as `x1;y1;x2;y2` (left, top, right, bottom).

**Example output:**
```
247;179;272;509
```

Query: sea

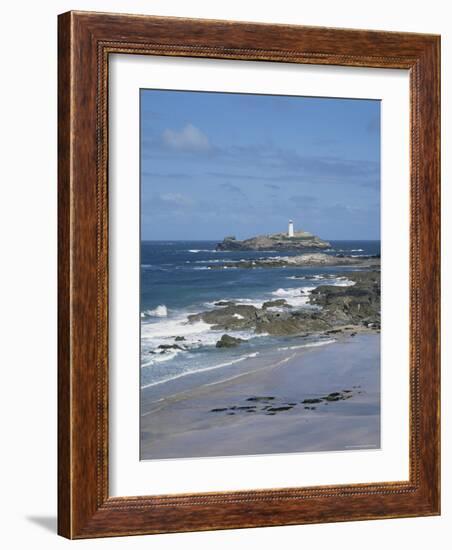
140;240;380;390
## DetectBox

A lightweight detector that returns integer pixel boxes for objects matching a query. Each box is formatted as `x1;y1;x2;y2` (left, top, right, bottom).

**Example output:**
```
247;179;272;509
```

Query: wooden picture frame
58;10;440;539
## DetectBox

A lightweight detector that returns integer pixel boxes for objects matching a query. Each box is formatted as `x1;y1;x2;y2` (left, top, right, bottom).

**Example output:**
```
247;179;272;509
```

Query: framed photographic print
58;11;440;538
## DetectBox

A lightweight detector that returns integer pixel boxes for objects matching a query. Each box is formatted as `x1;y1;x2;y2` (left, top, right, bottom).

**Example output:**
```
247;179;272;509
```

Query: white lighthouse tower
288;219;294;238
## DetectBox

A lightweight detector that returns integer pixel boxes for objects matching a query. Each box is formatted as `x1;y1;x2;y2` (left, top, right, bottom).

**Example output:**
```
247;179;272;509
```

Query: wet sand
140;333;380;459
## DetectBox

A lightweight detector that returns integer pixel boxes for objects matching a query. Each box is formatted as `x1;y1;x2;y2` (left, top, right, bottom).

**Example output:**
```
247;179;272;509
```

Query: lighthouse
288;219;294;238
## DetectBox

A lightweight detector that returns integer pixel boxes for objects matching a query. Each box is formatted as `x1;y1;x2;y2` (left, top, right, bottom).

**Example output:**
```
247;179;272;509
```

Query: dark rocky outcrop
189;305;258;331
209;389;359;416
308;271;380;328
255;311;331;336
209;253;380;270
157;344;185;351
189;303;331;336
188;270;380;338
215;334;246;348
262;299;291;309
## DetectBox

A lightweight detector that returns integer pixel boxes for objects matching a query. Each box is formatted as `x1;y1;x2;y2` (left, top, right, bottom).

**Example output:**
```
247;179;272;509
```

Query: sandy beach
140;332;380;460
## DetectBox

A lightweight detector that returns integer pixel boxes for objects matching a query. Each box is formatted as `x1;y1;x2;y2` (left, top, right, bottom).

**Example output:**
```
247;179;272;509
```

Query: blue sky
140;89;380;240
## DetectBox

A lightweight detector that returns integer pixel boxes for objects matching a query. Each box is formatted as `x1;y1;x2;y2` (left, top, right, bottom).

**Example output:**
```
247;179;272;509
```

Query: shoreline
140;332;380;460
141;267;380;390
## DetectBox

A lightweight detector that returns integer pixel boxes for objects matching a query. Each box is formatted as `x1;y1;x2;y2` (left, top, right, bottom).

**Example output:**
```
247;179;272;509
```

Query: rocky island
216;230;331;251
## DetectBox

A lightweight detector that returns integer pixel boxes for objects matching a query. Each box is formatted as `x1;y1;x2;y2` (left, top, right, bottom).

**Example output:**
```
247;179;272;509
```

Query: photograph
139;89;381;460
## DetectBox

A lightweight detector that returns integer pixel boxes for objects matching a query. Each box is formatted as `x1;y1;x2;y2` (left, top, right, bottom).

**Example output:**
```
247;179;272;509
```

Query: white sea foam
142;317;213;344
141;312;256;366
277;338;336;351
203;298;267;309
333;277;355;287
142;305;168;318
284;275;355;287
141;349;181;367
234;297;266;308
271;286;315;307
351;249;364;252
141;352;260;389
143;338;337;390
194;259;226;264
286;274;327;281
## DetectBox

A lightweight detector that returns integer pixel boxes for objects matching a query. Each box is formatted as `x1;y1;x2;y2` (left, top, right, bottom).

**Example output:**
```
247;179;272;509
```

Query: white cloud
159;193;194;207
162;123;210;152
